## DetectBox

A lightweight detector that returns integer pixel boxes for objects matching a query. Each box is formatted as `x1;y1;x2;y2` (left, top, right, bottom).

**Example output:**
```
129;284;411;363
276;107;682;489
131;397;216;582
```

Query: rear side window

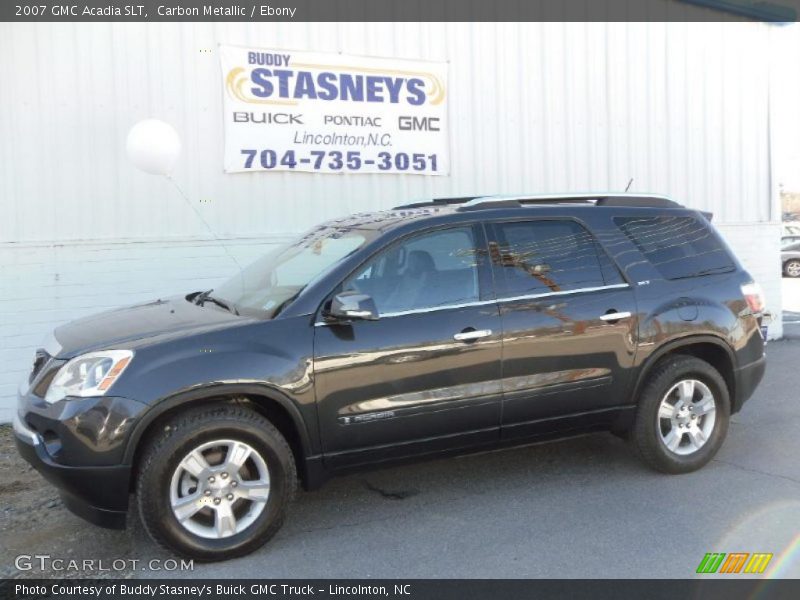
491;220;619;297
615;215;735;280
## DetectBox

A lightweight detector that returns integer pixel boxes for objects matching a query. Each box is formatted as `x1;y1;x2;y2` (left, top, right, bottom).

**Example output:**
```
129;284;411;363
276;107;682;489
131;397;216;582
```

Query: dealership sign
219;45;449;175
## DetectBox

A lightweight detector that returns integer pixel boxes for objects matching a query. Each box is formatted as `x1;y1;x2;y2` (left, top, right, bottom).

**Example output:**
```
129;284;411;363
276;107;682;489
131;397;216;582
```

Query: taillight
741;282;765;314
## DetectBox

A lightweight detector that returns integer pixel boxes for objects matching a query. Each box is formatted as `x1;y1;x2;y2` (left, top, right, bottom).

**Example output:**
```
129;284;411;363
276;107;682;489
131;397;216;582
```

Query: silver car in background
783;242;800;278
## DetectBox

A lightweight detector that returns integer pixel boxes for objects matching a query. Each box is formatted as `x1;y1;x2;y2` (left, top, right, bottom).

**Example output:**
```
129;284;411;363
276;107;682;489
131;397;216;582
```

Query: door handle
454;329;493;341
599;311;632;322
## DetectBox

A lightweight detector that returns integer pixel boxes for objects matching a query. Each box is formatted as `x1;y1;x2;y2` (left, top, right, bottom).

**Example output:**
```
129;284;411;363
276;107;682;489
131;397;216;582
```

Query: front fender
108;317;318;463
121;381;318;465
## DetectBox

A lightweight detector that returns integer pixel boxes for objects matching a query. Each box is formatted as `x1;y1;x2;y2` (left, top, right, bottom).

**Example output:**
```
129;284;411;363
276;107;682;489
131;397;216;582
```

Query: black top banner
1;0;798;22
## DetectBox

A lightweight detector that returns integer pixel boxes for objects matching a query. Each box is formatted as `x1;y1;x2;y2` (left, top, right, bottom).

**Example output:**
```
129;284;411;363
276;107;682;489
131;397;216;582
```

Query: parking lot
2;335;799;579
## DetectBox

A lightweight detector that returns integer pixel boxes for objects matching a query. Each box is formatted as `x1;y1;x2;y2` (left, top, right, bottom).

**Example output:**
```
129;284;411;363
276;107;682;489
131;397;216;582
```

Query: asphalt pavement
132;339;800;579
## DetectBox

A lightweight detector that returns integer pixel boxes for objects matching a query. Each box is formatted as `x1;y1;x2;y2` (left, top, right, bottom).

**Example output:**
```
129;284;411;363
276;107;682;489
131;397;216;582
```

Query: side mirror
328;291;379;321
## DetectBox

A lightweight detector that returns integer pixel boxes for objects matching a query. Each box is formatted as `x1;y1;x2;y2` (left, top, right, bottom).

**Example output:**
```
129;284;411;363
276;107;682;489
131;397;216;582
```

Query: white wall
0;22;784;422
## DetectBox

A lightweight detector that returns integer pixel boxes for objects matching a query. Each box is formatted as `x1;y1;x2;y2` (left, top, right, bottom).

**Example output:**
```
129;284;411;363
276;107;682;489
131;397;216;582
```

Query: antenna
625;178;634;192
167;176;244;275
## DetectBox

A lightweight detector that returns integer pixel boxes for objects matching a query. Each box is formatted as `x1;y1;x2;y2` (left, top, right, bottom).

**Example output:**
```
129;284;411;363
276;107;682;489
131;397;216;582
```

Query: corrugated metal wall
0;22;783;421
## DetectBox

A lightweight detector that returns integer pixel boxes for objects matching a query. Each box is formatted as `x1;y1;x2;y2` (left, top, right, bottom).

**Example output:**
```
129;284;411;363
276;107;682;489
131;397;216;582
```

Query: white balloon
126;119;182;176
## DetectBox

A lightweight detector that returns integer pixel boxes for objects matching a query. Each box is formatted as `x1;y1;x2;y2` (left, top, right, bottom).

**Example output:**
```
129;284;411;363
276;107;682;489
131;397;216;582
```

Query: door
314;224;503;468
487;218;638;439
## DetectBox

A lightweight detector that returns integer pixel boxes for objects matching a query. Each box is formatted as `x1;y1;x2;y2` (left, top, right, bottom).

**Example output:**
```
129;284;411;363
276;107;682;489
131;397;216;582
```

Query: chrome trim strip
378;300;496;318
13;413;40;446
314;284;630;325
337;370;612;422
498;283;630;304
339;380;504;417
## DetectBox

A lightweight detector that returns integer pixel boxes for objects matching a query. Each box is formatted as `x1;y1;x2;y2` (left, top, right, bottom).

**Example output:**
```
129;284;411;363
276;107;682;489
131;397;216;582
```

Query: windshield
211;225;374;318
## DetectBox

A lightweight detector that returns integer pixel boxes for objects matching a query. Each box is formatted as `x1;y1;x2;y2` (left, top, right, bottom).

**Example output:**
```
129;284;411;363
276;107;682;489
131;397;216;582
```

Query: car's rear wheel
784;259;800;278
136;404;296;561
631;355;730;474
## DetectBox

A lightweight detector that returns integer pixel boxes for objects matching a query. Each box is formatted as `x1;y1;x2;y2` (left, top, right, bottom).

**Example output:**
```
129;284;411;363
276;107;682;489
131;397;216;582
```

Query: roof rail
392;196;479;210
457;193;682;211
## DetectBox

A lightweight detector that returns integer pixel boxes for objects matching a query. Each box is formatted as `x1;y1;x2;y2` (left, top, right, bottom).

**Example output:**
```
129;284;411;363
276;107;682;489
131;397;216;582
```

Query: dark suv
15;193;767;560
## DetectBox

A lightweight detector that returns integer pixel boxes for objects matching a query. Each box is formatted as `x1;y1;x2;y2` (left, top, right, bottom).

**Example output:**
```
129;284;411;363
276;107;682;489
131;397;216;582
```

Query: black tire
784;259;800;278
136;403;296;561
631;355;730;474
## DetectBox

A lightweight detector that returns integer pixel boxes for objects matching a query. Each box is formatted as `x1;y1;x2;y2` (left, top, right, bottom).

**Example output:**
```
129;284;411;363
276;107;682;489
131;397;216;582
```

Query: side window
491;220;610;297
344;226;482;315
614;215;735;280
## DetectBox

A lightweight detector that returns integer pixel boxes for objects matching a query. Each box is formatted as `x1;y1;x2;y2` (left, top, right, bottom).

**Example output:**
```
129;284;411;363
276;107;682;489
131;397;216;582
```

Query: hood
51;295;253;358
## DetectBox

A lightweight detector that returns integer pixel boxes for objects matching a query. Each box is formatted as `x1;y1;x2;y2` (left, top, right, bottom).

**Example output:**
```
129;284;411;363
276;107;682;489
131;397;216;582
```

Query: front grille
29;350;50;383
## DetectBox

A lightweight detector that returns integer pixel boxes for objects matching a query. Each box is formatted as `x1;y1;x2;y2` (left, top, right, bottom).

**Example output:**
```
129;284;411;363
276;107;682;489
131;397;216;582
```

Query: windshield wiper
195;290;239;315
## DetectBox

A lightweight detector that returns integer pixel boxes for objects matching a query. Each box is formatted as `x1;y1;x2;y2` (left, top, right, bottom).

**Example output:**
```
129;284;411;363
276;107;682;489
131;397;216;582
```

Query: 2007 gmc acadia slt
15;193;768;560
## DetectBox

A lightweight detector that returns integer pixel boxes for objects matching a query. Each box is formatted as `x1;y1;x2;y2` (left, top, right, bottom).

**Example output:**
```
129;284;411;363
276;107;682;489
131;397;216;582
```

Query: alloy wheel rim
169;439;271;539
788;261;800;277
656;379;716;456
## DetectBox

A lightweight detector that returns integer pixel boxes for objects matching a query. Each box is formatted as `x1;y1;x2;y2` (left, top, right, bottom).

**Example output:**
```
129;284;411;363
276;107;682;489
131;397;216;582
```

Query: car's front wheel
784;259;800;278
631;355;730;474
136;403;296;561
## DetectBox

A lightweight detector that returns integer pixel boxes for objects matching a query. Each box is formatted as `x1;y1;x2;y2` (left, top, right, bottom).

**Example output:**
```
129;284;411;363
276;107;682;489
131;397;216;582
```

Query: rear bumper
14;412;130;529
733;354;766;413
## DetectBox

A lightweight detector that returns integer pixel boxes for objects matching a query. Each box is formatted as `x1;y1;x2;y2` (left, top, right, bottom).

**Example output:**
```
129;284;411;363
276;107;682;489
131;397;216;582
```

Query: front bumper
14;415;130;528
14;388;149;529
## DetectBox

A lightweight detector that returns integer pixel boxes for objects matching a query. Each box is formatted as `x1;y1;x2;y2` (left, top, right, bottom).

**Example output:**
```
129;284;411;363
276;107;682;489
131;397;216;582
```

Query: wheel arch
632;335;737;408
124;383;321;489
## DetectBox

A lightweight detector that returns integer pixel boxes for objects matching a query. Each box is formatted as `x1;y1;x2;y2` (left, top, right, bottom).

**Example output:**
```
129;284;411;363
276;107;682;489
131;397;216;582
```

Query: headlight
44;350;134;404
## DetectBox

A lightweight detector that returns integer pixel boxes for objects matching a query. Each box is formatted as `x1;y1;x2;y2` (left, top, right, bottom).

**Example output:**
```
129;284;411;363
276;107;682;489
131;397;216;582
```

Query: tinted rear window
491;220;621;297
614;216;735;280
